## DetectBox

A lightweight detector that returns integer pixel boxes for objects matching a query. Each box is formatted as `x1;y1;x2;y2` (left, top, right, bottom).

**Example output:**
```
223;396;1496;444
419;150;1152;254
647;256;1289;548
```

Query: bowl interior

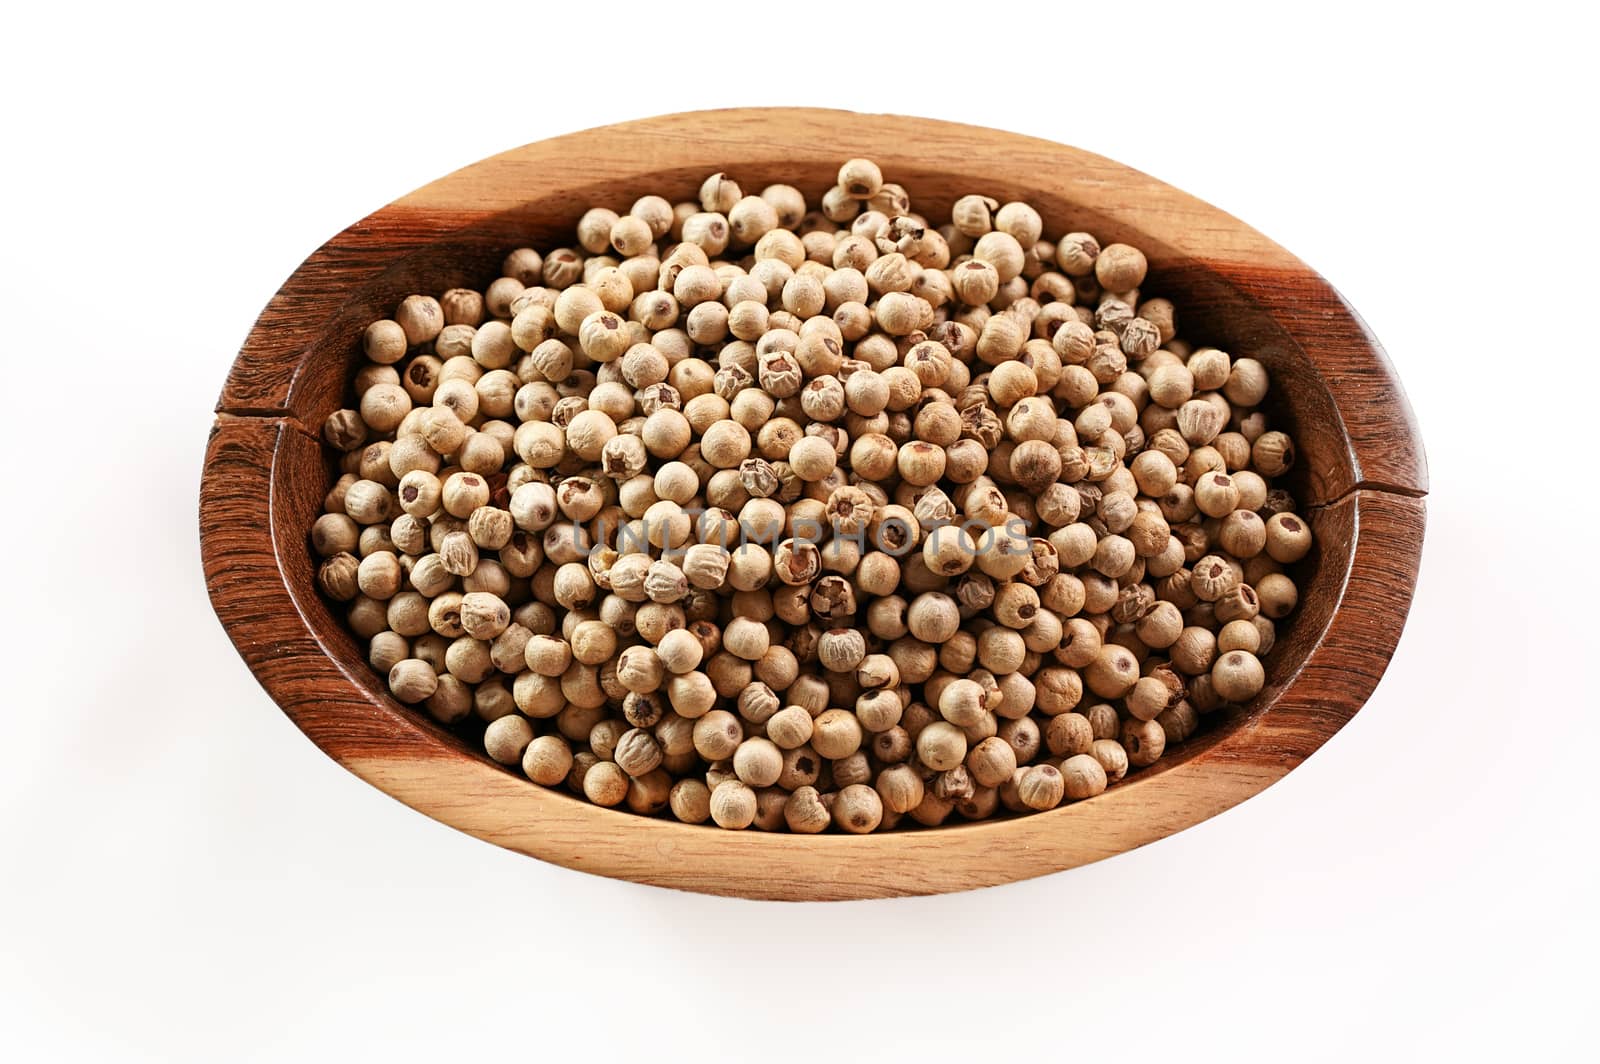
267;160;1359;811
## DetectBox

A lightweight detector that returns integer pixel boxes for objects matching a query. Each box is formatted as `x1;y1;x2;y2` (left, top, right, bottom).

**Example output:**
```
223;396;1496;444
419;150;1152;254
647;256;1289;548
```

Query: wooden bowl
201;108;1427;900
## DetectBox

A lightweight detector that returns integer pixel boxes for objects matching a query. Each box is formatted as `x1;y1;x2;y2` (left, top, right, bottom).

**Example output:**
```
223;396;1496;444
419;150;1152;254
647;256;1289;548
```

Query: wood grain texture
202;109;1428;900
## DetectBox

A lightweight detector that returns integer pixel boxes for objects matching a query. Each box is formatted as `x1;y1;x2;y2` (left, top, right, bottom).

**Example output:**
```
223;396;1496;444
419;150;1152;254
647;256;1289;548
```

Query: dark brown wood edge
200;409;1425;899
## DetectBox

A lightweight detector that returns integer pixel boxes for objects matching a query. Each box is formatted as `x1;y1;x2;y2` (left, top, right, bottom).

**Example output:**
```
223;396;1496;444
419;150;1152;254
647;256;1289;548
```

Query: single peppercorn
1016;764;1065;811
1265;511;1314;563
483;715;534;766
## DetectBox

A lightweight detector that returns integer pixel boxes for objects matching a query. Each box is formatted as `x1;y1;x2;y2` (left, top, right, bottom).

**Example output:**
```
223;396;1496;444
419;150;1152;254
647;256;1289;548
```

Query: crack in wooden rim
201;109;1427;900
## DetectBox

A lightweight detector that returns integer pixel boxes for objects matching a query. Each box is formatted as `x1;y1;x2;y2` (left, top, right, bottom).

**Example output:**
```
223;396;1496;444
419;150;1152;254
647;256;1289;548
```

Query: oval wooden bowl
201;108;1427;900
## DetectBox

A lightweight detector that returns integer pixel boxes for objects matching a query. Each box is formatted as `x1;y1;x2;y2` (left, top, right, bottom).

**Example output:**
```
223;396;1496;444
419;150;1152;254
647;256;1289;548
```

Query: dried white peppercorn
313;160;1310;833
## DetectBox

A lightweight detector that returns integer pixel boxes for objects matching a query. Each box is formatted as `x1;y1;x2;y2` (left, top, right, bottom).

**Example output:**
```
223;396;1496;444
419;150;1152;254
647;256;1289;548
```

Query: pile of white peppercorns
312;157;1312;832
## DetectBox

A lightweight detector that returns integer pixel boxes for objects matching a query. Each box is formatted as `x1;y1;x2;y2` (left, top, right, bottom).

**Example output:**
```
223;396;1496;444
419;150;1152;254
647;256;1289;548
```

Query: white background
3;2;1595;1060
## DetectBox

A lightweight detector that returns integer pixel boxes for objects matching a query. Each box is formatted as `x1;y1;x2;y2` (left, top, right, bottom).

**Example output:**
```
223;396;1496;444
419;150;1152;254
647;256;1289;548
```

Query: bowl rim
202;108;1427;900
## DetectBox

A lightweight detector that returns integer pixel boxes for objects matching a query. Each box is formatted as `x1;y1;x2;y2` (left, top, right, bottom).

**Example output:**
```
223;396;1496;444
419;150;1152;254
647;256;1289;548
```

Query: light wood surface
202;108;1427;900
